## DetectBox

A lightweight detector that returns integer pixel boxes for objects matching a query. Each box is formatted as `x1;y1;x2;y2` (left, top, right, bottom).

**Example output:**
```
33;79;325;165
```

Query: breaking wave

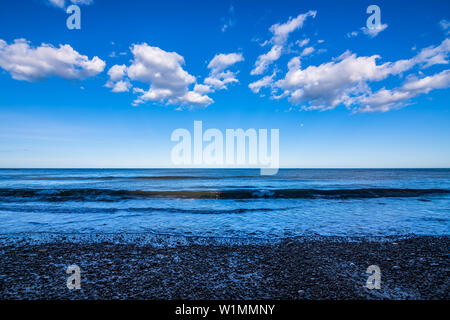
0;188;449;202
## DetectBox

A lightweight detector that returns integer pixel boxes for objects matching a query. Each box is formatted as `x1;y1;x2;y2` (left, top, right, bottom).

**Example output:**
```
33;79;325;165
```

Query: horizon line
1;167;450;170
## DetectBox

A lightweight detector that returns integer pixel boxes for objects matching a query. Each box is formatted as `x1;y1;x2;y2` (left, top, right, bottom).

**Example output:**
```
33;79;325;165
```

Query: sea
0;169;449;239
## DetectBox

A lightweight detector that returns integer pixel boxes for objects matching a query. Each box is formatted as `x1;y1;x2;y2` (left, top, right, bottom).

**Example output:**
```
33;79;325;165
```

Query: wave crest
0;188;448;202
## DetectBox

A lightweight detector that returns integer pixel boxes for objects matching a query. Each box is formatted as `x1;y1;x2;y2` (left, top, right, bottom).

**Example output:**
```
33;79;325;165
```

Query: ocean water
0;169;449;239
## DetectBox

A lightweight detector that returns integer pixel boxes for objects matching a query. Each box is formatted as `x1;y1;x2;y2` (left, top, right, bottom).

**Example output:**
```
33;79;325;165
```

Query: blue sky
0;0;449;168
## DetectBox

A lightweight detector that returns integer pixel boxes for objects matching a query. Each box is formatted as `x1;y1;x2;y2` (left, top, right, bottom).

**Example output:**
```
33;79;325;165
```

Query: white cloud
106;80;131;93
201;52;244;91
300;46;315;57
354;69;450;112
402;70;450;92
348;23;388;39
127;44;196;88
207;53;244;74
361;23;388;38
107;64;127;82
414;38;450;68
204;70;239;90
297;38;310;47
193;83;212;94
249;72;276;94
0;38;105;81
276;51;389;108
106;45;242;108
47;0;93;8
256;38;450;112
251;11;316;75
270;11;316;45
251;45;282;75
125;43;209;106
47;0;65;8
181;91;214;106
105;64;131;92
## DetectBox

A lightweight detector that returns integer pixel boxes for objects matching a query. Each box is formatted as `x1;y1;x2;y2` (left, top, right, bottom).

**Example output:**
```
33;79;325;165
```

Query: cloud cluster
106;44;243;107
253;38;450;112
251;11;316;75
2;6;448;114
0;38;105;81
105;64;130;92
111;43;206;106
354;69;450;112
202;53;244;91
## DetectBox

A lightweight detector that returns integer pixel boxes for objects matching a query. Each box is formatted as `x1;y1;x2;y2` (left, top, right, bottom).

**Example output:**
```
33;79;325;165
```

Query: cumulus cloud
361;23;388;38
204;71;239;90
107;64;127;82
118;43;209;106
276;51;391;108
251;45;282;76
193;83;212;94
251;11;316;75
202;53;244;92
106;45;242;108
252;38;450;112
0;38;105;81
270;11;316;45
105;64;131;92
207;53;244;74
354;69;450;112
300;46;315;57
107;80;131;93
127;44;195;89
414;38;450;68
249;71;276;94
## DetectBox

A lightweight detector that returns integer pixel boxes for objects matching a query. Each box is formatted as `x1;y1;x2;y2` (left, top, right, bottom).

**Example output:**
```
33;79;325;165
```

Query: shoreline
0;231;444;245
0;234;448;299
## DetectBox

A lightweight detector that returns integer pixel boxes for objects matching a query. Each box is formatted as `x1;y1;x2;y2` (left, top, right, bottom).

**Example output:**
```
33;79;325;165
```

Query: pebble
0;235;448;299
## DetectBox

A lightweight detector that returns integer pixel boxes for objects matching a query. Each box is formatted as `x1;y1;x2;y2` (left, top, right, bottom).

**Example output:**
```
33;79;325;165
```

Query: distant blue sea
0;169;449;238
